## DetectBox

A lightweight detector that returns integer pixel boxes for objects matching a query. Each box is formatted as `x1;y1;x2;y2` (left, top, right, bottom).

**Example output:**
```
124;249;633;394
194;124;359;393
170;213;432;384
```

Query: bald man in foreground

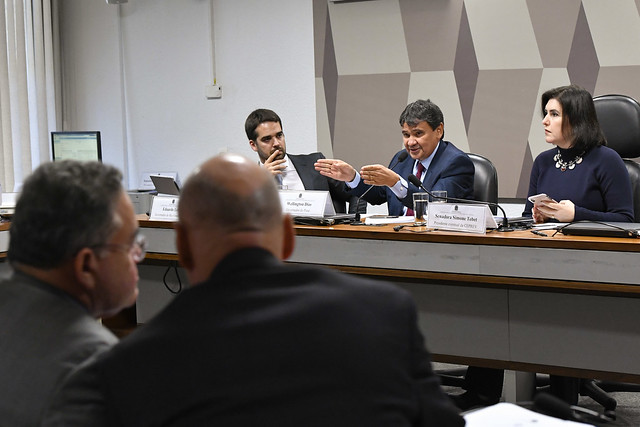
44;154;464;427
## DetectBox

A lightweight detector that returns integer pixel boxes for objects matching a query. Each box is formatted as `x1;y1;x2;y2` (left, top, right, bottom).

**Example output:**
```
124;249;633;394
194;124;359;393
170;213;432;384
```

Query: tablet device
150;175;180;196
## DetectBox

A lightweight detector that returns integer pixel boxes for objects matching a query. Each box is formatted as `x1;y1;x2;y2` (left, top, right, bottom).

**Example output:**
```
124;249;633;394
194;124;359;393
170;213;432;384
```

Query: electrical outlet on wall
205;85;222;99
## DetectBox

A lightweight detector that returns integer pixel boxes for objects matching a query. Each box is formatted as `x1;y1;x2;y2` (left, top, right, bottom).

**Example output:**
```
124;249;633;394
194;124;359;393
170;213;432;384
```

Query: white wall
59;0;317;189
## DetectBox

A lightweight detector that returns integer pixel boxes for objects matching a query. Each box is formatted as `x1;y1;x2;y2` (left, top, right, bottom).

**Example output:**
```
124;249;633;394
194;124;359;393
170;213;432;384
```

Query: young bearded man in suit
314;99;474;216
245;108;360;214
44;153;464;427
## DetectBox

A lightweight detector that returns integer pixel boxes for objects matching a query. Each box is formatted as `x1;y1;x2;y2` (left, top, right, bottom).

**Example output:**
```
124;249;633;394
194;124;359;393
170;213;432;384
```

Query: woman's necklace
554;148;584;172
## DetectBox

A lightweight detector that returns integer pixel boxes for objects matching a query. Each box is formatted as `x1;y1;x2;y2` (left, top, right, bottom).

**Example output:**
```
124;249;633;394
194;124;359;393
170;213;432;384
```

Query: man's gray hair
8;160;124;268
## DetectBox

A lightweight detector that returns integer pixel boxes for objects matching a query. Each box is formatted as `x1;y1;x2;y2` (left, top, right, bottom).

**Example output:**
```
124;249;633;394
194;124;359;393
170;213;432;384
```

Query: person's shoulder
533;147;557;163
288;152;324;161
60;313;118;355
594;144;623;160
439;140;469;159
439;140;474;167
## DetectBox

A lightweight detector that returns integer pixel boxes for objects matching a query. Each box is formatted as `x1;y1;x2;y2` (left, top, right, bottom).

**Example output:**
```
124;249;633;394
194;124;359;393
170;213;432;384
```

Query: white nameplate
427;203;496;234
149;195;179;221
278;190;335;217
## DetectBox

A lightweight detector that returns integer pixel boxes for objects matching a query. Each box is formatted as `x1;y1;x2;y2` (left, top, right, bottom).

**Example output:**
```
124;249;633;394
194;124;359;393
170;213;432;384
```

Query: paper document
363;215;414;225
464;403;593;426
533;222;566;231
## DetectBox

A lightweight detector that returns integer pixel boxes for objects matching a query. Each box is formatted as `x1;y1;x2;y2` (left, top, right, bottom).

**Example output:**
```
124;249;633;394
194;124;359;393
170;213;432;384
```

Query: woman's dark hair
541;85;606;152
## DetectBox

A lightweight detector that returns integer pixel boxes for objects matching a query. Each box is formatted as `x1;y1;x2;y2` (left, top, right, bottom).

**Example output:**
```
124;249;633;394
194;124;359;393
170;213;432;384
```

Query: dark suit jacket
351;141;474;216
44;248;464;427
288;153;360;214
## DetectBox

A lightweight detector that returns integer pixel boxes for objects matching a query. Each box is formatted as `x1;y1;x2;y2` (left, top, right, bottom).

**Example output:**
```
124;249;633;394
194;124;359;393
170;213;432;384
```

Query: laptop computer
559;221;640;238
150;175;181;196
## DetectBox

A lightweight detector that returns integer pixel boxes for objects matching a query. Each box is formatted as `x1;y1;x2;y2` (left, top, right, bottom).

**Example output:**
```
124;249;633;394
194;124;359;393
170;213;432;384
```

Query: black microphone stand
353;151;409;223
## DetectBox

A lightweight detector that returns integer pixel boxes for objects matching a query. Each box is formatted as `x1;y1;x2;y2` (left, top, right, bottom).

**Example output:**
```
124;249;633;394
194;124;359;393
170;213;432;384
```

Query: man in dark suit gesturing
245;108;358;213
315;99;474;216
44;153;463;427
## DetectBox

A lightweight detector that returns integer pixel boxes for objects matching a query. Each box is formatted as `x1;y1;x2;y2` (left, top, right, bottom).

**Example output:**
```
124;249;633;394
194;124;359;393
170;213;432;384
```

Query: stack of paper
464;403;594;426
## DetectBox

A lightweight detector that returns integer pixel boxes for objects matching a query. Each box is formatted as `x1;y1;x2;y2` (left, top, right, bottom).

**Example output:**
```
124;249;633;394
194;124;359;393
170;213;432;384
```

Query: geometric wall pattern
314;0;640;197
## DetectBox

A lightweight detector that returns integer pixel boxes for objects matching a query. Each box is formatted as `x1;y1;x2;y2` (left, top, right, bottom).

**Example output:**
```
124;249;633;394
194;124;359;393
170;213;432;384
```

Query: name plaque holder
278;190;335;217
149;195;179;221
427;203;497;234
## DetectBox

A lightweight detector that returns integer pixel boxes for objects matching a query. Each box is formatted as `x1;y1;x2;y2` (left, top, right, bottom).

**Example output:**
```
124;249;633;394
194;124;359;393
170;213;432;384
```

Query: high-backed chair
593;94;640;222
467;153;499;215
585;95;640;407
538;95;640;415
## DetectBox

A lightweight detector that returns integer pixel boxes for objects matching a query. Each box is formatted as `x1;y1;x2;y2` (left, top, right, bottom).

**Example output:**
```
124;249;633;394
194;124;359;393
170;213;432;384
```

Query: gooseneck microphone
354;151;409;221
407;174;513;231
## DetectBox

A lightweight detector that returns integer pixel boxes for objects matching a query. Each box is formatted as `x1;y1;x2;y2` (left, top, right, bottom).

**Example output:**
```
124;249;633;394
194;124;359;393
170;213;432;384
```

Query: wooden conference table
139;216;640;387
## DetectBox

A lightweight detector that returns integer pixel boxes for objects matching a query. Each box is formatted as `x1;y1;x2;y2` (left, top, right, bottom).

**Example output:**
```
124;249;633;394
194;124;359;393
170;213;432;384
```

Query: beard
270;148;285;161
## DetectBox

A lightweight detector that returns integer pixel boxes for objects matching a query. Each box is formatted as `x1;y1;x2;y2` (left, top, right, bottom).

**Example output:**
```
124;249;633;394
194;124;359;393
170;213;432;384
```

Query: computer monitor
51;131;102;162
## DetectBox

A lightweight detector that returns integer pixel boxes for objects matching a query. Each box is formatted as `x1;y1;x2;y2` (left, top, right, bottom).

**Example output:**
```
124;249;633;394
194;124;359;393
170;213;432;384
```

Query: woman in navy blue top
523;85;634;223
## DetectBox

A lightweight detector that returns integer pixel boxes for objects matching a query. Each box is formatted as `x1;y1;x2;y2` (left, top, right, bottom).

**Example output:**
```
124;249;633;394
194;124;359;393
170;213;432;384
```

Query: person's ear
436;123;444;139
281;214;295;260
249;139;259;152
175;222;194;271
73;247;99;292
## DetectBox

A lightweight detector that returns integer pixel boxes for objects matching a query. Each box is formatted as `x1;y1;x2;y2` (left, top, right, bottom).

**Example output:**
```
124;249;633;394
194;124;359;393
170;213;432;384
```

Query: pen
530;230;548;237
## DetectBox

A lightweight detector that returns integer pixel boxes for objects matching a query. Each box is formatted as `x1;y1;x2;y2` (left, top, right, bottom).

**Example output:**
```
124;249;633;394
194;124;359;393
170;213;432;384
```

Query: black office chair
467;153;499;215
593;94;640;221
536;95;640;415
438;153;499;389
584;94;640;405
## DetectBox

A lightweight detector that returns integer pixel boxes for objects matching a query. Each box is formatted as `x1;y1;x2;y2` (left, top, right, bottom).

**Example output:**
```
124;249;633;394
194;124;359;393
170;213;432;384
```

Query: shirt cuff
346;172;362;189
389;177;408;199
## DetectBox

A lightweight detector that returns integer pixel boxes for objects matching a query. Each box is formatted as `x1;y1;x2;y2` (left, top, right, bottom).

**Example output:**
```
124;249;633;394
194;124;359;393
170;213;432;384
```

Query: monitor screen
51;131;102;162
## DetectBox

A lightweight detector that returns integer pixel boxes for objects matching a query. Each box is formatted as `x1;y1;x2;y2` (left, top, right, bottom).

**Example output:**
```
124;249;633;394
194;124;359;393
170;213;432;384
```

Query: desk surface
139;216;640;295
139;215;640;252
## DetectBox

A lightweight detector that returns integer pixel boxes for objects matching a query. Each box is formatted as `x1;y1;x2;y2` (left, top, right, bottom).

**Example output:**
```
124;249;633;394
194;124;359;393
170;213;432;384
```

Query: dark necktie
406;162;425;216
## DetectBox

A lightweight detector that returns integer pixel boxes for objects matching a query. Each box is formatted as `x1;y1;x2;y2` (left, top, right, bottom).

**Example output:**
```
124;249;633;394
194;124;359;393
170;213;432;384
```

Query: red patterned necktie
406;162;425;216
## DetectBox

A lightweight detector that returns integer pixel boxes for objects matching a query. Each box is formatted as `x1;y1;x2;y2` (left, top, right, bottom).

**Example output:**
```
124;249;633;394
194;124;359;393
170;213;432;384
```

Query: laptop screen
150;175;181;196
51;131;102;162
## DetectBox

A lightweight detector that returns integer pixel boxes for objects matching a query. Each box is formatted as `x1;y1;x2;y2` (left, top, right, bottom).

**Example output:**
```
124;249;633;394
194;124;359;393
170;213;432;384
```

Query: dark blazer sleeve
399;141;474;212
350;150;410;214
289;153;360;214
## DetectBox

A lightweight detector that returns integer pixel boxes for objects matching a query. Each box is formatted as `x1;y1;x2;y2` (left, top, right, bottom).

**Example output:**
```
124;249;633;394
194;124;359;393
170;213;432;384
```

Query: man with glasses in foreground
0;160;142;426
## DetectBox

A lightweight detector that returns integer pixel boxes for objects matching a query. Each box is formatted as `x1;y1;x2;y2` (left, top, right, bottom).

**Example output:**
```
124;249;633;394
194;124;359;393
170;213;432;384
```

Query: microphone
534;392;616;423
407;173;513;231
354;151;409;221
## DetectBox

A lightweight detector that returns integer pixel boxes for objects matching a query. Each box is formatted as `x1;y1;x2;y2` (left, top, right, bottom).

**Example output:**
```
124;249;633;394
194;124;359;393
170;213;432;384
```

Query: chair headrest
593;94;640;158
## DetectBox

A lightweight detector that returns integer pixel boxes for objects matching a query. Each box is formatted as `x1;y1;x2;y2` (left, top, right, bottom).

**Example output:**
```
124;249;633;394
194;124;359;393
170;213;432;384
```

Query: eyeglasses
91;233;147;263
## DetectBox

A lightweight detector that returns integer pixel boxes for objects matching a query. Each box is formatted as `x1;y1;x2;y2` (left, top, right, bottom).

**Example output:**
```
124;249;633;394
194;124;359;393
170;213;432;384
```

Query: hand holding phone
528;193;556;205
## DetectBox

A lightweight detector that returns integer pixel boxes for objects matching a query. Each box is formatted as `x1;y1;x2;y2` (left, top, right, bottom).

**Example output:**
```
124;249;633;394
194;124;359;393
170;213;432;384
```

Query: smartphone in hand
528;193;556;204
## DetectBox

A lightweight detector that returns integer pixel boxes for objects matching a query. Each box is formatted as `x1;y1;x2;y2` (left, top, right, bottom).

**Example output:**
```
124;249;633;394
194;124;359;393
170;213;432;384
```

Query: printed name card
278;190;335;217
149;195;179;221
427;203;496;234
